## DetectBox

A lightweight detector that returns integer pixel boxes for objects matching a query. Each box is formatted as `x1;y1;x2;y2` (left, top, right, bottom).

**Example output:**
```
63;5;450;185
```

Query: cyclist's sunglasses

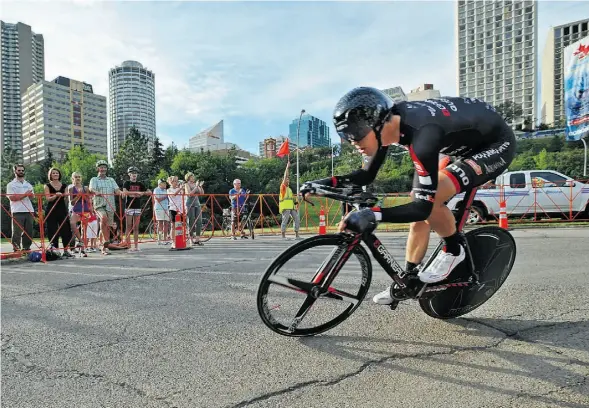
335;111;389;143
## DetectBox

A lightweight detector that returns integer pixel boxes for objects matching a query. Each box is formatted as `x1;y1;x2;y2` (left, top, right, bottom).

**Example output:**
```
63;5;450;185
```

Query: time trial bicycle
256;183;517;337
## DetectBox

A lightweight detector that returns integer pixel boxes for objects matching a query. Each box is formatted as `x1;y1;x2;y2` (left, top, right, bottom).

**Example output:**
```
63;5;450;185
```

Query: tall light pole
296;109;305;197
581;137;588;177
331;143;335;176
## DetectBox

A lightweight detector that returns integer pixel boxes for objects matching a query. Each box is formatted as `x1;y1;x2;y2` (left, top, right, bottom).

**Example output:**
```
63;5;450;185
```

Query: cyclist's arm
379;125;443;223
313;145;389;187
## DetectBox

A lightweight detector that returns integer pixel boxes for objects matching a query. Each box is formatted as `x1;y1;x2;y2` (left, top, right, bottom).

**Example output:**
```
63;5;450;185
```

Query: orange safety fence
2;180;588;260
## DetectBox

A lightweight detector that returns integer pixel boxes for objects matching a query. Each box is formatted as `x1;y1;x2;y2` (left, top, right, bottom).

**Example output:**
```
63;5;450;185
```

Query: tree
150;136;165;172
495;100;523;124
53;145;107;184
112;126;151;183
163;143;179;174
537;123;550;131
40;149;54;177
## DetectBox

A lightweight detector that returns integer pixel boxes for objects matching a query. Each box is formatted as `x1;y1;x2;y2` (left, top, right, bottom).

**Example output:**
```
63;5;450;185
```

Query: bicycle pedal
389;300;400;311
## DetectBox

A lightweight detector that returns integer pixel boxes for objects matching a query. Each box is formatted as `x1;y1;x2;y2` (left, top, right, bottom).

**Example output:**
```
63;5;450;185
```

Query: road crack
228;337;508;408
2;339;177;407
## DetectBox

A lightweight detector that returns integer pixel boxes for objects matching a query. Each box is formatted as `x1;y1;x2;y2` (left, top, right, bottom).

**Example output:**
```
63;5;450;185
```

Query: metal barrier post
37;195;47;263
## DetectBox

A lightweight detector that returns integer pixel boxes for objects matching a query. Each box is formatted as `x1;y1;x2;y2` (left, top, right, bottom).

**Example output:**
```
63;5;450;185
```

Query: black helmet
333;87;395;144
127;166;139;174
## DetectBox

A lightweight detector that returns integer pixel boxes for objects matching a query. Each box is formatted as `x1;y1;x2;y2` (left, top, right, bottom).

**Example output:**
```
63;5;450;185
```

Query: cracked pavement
2;228;588;407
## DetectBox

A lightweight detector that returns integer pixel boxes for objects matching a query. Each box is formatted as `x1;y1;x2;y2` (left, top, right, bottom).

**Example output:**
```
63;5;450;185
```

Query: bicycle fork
288;236;361;333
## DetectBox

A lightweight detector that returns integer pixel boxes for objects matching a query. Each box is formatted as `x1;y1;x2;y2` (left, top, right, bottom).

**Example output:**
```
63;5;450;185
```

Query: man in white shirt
6;164;35;251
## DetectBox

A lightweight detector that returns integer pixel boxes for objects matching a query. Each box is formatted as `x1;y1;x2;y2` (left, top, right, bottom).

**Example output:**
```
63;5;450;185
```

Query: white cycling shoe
418;245;466;284
372;246;466;305
373;287;395;305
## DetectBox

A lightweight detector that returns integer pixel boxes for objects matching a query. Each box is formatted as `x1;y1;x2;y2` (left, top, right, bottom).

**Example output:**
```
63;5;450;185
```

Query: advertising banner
564;35;589;141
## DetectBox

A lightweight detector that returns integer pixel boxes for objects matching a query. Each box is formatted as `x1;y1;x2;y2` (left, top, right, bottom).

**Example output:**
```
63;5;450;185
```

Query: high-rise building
108;60;155;161
456;1;537;124
1;21;44;158
407;84;442;101
189;120;224;151
288;113;330;148
541;19;589;127
21;76;107;164
258;135;294;158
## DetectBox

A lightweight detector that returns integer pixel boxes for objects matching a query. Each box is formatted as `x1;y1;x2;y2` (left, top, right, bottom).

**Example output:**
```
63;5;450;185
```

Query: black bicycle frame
356;187;481;294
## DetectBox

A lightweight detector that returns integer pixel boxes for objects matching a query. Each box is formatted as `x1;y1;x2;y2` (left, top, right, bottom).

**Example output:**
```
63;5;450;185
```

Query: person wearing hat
89;159;121;255
229;179;249;240
122;166;151;252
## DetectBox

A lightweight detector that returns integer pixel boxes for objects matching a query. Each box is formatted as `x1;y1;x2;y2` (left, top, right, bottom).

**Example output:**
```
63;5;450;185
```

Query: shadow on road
298;317;588;408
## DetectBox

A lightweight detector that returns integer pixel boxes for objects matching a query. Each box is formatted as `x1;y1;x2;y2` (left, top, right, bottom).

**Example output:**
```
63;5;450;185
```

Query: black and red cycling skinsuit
321;96;516;224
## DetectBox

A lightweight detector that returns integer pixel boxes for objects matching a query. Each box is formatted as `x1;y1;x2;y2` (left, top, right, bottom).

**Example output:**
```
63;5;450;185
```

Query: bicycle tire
419;226;516;319
221;219;230;237
257;234;372;337
249;218;255;240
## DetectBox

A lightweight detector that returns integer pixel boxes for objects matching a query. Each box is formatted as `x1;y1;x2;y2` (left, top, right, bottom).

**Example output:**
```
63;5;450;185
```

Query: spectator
122;166;151;252
184;172;204;246
85;212;99;252
229;178;249;240
153;179;171;245
89;160;121;255
68;172;92;256
6;164;34;253
279;161;300;239
167;176;186;248
44;167;74;257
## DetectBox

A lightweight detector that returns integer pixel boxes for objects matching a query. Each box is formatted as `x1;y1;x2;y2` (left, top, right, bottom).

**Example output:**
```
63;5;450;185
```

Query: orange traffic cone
499;200;508;229
170;213;191;251
319;207;326;235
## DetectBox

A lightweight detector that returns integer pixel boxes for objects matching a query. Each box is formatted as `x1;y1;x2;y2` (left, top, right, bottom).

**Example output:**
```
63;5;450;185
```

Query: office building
456;1;537;124
541;19;589;127
189;120;224;151
288;113;330;148
21;76;107;163
1;21;44;158
381;86;408;103
407;84;442;101
108;60;155;161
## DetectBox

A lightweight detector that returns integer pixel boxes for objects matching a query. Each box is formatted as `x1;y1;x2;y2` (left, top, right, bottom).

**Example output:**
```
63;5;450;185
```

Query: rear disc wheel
419;226;516;319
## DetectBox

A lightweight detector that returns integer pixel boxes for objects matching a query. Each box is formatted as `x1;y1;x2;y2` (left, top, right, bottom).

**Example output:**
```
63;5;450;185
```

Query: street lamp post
581;137;588;177
331;144;335;176
296;109;305;198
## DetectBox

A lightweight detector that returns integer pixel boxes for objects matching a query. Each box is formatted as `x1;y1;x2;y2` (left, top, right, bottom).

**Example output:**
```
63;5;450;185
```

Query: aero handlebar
299;183;379;208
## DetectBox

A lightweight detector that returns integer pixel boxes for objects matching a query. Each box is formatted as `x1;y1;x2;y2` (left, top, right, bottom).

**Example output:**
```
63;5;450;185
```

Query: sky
2;0;586;155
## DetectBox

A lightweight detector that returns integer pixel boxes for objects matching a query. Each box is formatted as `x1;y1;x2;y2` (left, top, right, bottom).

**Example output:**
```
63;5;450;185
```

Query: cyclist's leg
418;127;516;283
440;127;516;202
405;154;453;270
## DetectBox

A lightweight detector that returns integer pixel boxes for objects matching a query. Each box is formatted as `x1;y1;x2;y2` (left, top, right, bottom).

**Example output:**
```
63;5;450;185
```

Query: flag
276;139;289;157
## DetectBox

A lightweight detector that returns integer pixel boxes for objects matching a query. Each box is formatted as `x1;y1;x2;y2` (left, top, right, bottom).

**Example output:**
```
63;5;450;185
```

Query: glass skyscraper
288;113;330;148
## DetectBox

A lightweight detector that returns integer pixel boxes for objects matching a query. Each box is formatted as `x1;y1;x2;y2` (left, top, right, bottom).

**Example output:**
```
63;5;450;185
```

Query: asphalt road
2;228;588;408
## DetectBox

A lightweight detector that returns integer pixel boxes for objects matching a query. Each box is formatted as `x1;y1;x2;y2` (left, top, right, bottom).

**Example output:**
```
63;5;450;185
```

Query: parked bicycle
222;201;256;240
256;183;517;337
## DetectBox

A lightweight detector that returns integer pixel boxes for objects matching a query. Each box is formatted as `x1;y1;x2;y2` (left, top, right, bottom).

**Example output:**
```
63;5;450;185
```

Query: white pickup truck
446;170;589;224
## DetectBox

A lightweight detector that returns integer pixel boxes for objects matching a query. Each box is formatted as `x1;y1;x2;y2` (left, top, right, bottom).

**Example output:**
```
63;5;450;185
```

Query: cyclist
302;87;516;305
